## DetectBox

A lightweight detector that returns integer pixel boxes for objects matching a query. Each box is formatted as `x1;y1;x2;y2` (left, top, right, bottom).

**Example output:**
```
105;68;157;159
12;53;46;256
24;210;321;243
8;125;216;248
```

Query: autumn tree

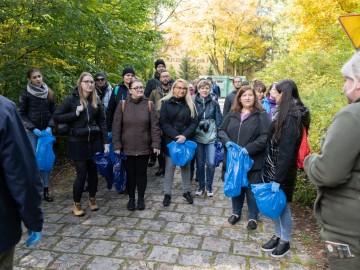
178;54;200;81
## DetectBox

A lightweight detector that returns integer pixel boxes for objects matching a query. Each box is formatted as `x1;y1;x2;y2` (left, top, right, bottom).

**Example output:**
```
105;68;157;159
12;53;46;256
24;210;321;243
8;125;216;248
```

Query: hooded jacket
194;94;223;128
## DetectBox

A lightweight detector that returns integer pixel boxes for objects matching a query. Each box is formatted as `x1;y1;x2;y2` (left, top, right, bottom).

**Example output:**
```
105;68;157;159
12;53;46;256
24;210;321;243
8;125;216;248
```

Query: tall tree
178;54;200;81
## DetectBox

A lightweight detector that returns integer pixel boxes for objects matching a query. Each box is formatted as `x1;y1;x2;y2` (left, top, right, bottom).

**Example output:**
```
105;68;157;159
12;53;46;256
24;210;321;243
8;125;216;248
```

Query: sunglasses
96;78;105;82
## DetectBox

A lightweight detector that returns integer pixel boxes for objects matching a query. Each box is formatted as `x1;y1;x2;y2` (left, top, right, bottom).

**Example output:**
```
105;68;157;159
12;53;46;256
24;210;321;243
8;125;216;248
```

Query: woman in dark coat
112;78;161;211
218;85;271;230
261;79;310;258
18;68;56;202
54;72;109;217
159;79;198;207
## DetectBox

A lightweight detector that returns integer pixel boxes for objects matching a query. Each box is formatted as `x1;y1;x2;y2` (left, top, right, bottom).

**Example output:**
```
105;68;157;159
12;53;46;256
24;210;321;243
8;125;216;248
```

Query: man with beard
94;72;112;109
148;70;172;176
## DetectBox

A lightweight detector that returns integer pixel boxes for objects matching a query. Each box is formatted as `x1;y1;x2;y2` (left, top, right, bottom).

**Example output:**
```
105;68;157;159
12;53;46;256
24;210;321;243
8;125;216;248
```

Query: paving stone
164;221;192;234
147;246;179;263
124;260;157;269
213;253;247;270
18;250;58;268
113;242;150;260
143;231;172;245
178;249;213;267
220;227;248;241
83;239;118;256
157;211;184;222
114;228;144;243
249;258;281;270
58;223;90;237
26;235;60;250
202;237;231;253
110;216;139;228
192;224;220;237
137;219;166;231
171;234;202;249
82;214;113;226
53;237;90;253
208;216;229;226
85;256;124;270
44;212;66;223
182;213;208;224
130;209;157;219
199;206;223;216
48;253;91;270
282;263;310;270
106;207;133;216
82;226;117;239
233;241;262;257
175;204;200;213
42;222;64;236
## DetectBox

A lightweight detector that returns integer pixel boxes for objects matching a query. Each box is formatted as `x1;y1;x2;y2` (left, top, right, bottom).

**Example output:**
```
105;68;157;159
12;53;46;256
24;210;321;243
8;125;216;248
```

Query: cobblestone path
14;166;315;269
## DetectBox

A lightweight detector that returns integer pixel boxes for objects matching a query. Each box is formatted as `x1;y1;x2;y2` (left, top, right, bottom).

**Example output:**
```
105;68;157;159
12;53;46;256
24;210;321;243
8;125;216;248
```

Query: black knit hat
122;67;136;77
95;72;106;79
154;59;166;68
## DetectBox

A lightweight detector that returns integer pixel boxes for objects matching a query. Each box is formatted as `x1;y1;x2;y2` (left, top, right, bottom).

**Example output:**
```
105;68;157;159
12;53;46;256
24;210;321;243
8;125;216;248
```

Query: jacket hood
195;93;213;104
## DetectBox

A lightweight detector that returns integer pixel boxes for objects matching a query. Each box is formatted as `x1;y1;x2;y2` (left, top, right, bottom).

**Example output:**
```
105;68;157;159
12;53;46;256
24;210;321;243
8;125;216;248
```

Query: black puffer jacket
194;94;223;127
106;82;129;131
159;97;198;155
54;87;108;142
218;109;271;183
262;104;311;201
18;89;56;131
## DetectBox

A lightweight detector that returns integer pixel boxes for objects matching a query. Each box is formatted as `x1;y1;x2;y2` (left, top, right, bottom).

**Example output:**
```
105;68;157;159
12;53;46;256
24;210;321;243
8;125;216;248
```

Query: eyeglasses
131;86;144;91
96;78;105;82
175;86;187;91
81;80;95;85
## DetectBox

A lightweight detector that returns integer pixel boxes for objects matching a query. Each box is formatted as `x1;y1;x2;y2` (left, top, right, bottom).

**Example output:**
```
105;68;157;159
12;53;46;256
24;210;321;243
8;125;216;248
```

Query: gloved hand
104;144;110;153
241;147;248;155
271;182;280;193
26;230;42;247
33;128;42;137
76;105;84;116
45;127;52;135
108;132;112;139
225;141;232;148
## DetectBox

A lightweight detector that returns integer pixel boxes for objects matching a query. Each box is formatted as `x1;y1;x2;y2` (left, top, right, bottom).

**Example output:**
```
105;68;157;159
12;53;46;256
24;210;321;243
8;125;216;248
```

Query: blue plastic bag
251;183;287;219
113;152;127;193
35;131;56;173
167;140;197;166
223;142;253;197
93;152;113;190
214;140;224;167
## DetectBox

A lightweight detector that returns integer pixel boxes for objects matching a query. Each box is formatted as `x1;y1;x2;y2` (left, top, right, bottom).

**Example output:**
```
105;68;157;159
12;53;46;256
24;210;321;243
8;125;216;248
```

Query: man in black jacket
144;59;167;98
0;95;43;268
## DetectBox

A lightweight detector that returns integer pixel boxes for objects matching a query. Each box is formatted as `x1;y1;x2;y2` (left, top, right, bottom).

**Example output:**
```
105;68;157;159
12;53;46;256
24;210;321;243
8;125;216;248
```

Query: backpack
121;99;153;113
297;126;310;169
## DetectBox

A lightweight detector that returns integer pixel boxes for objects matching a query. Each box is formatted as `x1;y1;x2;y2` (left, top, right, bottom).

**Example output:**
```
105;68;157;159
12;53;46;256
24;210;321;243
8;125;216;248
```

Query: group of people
1;53;359;269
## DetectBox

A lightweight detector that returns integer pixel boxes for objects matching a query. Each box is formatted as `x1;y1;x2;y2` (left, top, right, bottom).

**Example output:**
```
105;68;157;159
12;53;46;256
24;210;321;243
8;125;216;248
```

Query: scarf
27;82;49;99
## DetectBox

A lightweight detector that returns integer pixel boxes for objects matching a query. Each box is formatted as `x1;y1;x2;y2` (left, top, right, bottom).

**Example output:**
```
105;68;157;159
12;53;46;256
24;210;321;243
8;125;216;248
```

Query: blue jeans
231;186;259;220
274;203;292;242
26;129;50;188
195;142;216;192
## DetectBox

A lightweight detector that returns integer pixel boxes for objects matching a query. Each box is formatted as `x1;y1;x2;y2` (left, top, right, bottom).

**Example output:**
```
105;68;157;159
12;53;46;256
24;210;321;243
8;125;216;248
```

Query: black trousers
73;159;98;202
124;155;149;199
150;152;165;168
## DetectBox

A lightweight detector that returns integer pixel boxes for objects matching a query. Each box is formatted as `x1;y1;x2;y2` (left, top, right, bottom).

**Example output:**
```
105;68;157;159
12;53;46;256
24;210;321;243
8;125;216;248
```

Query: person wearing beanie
94;71;113;109
144;59;167;98
106;67;136;133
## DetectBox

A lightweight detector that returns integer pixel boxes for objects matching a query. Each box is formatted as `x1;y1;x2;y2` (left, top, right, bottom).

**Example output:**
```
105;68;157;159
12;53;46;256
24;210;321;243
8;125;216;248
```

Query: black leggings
124;155;149;199
73;159;98;202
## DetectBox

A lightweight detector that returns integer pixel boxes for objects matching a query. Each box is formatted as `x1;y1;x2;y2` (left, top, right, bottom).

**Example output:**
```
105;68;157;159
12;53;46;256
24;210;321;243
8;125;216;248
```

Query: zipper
236;119;243;144
86;106;90;142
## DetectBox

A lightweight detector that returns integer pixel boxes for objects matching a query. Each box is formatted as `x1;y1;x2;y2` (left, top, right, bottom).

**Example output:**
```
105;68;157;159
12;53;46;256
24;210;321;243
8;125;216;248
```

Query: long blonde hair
159;79;196;117
77;72;98;108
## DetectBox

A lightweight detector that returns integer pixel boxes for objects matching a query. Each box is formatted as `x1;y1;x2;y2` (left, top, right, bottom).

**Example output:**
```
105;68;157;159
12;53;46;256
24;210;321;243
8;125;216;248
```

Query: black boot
43;187;54;202
137;197;145;210
155;167;165;177
127;197;135;211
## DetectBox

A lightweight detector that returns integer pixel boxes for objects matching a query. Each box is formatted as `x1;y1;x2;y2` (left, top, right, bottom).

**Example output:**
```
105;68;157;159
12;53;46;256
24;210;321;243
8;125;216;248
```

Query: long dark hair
231;85;263;112
273;79;303;142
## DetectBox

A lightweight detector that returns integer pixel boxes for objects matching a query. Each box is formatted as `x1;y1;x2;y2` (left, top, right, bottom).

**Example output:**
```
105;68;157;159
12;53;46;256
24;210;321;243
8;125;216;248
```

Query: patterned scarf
27;82;49;99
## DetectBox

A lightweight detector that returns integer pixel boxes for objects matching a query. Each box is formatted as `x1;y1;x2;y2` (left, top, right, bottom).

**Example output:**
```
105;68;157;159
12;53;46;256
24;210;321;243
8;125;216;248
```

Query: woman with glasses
112;78;161;211
54;72;109;217
159;79;198;206
18;68;56;203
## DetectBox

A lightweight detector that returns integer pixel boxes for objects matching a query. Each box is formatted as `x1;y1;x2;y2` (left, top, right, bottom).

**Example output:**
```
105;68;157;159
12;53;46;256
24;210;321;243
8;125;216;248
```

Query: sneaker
228;214;240;225
183;192;193;204
261;235;280;252
271;240;290;258
206;190;214;197
195;189;204;196
163;194;171;206
247;219;257;230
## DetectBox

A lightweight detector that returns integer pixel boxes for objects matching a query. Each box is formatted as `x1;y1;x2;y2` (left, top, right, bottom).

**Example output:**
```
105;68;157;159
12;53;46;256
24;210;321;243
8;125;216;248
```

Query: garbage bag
93;152;113;190
223;142;253;197
214;140;224;167
109;140;115;165
251;183;287;219
167;140;197;166
113;152;127;193
35;131;56;173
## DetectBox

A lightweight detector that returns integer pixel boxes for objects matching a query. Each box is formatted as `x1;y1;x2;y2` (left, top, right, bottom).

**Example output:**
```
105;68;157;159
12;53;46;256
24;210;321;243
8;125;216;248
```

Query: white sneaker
195;189;204;196
207;190;214;197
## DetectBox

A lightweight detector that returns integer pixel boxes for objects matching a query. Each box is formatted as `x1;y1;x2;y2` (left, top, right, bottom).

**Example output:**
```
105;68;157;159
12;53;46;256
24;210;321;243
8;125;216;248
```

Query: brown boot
72;202;85;216
88;197;99;211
